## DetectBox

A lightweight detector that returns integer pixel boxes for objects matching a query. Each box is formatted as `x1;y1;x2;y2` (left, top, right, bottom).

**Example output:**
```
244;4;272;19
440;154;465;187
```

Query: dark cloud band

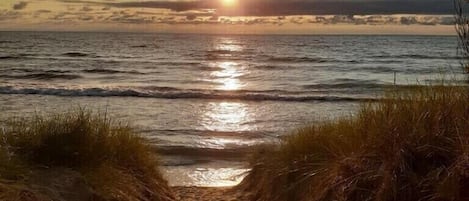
13;2;28;10
58;0;454;16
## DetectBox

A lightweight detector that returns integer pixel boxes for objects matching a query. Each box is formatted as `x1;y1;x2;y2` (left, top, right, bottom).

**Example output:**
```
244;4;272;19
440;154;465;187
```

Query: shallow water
0;32;462;186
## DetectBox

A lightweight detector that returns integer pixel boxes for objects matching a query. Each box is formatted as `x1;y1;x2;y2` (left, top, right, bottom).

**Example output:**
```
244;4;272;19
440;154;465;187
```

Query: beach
0;32;463;187
173;187;250;201
1;0;468;198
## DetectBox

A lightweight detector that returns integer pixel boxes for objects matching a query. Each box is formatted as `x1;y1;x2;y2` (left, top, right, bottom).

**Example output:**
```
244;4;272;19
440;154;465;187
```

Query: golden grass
240;86;469;201
0;109;174;201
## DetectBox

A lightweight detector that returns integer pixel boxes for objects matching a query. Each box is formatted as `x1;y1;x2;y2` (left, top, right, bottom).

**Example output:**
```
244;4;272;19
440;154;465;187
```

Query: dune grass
0;109;174;201
240;86;469;201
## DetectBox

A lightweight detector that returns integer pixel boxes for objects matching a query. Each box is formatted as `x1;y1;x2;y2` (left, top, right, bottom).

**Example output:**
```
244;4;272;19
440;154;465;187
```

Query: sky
0;0;458;34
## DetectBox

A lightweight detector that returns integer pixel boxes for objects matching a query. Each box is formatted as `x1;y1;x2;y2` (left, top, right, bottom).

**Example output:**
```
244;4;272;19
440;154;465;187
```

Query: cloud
79;15;94;21
33;9;52;17
39;7;454;26
5;1;454;27
171;10;215;17
186;14;197;20
57;0;454;16
306;15;454;26
0;10;22;21
13;2;28;10
103;10;154;24
81;6;93;12
36;10;52;14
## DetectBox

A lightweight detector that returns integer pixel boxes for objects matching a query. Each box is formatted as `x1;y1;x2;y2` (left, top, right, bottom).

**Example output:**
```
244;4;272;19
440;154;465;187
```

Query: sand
173;186;251;201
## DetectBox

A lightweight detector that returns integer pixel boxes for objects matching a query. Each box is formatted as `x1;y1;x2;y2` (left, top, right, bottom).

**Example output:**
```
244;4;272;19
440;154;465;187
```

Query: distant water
0;32;462;186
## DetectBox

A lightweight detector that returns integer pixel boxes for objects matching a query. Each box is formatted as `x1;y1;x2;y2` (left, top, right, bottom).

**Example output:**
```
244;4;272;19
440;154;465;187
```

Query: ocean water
0;32;462;186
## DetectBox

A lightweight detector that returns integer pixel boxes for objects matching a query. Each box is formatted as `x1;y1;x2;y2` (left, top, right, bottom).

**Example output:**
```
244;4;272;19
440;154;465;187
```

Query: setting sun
221;0;238;7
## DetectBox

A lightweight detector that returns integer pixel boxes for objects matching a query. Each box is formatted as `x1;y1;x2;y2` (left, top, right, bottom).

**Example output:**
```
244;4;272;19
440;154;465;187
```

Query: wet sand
173;186;250;201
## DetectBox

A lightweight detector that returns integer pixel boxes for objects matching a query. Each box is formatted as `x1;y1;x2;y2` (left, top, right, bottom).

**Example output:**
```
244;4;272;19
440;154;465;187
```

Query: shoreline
173;186;250;201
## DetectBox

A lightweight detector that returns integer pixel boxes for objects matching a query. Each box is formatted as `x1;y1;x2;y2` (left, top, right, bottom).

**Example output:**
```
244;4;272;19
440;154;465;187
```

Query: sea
0;32;463;186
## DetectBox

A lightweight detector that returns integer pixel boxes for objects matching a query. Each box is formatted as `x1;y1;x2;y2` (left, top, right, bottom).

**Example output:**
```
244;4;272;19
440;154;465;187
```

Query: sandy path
173;187;250;201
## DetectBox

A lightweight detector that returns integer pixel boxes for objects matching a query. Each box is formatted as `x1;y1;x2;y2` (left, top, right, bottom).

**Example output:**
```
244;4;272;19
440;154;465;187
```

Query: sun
221;0;237;7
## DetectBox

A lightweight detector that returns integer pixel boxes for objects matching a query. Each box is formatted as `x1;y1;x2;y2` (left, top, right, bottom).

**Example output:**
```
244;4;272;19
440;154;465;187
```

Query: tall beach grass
0;109;173;201
241;86;469;201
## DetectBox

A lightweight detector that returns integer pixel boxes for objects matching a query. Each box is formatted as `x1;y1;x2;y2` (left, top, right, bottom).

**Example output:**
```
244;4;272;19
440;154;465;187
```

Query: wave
157;145;254;160
1;73;82;80
303;79;388;89
0;54;34;60
205;51;251;61
301;79;455;90
44;70;73;73
266;56;327;63
0;40;19;44
0;86;373;102
252;65;285;70
205;55;248;61
130;44;147;48
62;52;93;57
1;68;72;74
143;61;202;67
371;54;461;60
303;83;387;90
0;55;22;60
197;66;225;71
197;49;257;61
82;68;144;74
0;53;94;61
206;50;238;54
252;65;308;70
145;129;274;139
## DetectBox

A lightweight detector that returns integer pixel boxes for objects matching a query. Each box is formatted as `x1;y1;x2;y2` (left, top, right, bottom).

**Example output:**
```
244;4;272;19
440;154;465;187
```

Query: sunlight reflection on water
164;37;254;187
186;167;248;187
216;37;243;52
200;101;256;132
210;37;247;91
211;61;245;91
162;162;250;187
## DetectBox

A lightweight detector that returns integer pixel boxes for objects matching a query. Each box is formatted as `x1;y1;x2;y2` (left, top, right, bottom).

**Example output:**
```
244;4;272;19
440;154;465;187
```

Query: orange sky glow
0;0;456;34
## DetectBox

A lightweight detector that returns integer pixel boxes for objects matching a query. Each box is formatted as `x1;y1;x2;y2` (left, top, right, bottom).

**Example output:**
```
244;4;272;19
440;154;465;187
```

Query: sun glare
222;0;237;7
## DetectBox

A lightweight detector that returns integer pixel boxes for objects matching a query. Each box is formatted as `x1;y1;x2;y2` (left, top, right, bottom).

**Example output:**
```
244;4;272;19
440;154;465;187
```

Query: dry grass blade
0;109;174;201
240;86;469;201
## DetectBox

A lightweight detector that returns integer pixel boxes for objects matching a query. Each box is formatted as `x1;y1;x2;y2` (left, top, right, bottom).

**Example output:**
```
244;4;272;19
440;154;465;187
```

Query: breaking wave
62;52;90;57
1;73;82;80
0;86;373;102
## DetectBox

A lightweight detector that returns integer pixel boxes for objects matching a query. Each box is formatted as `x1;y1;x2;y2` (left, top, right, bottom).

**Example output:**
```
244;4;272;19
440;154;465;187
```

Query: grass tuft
0;109;174;201
241;86;469;201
